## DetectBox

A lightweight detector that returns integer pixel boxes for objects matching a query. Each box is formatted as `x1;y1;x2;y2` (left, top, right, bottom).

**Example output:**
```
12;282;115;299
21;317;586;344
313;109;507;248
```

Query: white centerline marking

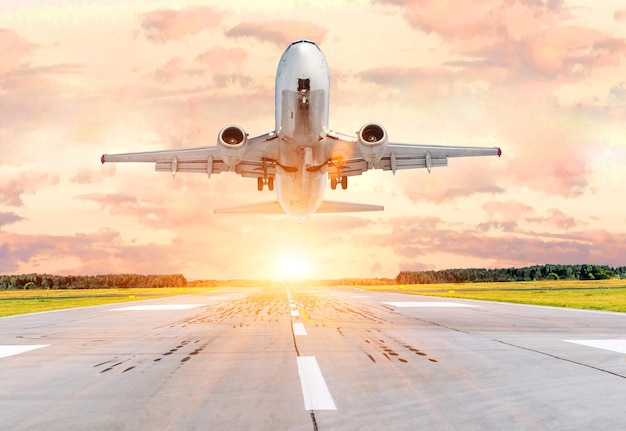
0;345;50;359
111;304;203;311
565;339;626;354
297;356;336;410
293;322;307;336
383;301;478;308
290;309;300;317
351;295;370;298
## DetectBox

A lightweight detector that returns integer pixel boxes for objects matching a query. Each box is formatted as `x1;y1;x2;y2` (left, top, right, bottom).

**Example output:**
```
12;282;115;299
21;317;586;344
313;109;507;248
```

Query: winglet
101;154;106;164
498;148;502;157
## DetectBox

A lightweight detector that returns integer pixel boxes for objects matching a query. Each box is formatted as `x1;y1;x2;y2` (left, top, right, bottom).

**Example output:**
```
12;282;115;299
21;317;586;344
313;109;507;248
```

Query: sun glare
275;254;314;280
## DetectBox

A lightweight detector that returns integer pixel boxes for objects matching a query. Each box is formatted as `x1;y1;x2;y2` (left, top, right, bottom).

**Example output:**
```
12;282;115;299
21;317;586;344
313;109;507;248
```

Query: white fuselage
274;40;330;217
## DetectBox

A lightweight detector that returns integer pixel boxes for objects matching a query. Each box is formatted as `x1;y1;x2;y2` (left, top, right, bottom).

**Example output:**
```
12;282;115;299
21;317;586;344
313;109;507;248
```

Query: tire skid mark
100;361;123;373
93;360;111;368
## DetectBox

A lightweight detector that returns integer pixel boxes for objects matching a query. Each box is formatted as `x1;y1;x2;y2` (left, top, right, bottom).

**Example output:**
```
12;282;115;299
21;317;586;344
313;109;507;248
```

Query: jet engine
358;123;388;166
218;125;248;167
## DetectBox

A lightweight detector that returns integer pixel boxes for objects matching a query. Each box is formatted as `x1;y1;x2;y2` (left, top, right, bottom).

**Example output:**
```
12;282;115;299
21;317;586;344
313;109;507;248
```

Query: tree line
1;264;625;290
0;273;187;290
396;264;626;285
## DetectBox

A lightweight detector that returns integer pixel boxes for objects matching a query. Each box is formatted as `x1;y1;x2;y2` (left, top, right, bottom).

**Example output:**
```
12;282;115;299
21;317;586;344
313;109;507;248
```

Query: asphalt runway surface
1;286;626;430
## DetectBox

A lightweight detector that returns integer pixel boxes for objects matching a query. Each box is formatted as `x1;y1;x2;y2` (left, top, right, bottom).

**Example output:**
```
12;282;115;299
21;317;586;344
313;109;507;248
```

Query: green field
361;279;626;312
2;281;626;317
0;287;216;317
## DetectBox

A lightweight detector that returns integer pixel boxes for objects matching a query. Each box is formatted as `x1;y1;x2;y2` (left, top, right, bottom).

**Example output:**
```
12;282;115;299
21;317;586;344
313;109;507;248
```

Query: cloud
151;53;254;89
154;57;185;83
402;166;504;203
478;200;535;232
0;174;59;207
0;212;23;228
140;7;224;43
75;193;169;222
380;216;626;269
377;1;625;82
225;21;328;46
545;208;576;229
195;47;248;72
0;28;32;75
615;9;626;21
0;229;188;275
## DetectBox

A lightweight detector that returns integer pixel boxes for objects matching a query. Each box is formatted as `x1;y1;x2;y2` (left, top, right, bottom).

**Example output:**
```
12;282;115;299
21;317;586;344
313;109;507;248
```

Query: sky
1;0;625;280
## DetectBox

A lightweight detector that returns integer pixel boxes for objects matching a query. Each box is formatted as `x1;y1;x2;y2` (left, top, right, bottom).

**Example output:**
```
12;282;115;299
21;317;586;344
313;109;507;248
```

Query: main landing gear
257;177;274;191
330;176;348;190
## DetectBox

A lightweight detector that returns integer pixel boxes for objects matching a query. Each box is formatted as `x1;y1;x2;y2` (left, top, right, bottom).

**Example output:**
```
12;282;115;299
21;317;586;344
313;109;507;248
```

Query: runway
1;286;626;430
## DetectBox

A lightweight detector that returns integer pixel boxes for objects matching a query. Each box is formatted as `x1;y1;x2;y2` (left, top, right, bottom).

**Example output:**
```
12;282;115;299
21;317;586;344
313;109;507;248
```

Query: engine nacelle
358;123;388;166
218;125;248;167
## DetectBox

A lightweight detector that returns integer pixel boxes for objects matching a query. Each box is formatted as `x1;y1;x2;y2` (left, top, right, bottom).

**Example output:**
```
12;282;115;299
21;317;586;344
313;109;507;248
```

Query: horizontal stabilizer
214;200;384;214
317;201;384;213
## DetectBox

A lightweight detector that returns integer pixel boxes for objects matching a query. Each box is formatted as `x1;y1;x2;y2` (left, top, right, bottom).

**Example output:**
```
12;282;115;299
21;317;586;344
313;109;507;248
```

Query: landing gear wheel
268;177;274;191
331;178;337;190
257;177;263;191
341;176;348;190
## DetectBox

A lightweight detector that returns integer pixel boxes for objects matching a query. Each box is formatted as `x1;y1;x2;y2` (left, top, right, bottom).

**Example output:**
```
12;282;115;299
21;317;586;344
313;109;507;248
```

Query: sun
274;253;314;280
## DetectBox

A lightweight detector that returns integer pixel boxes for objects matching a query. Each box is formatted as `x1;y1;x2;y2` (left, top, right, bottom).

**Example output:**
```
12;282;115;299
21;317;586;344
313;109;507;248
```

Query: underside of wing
101;133;279;179
326;129;501;177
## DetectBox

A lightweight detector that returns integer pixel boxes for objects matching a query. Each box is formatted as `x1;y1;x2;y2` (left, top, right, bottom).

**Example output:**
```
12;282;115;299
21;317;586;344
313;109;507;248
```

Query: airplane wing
101;132;279;179
325;129;501;178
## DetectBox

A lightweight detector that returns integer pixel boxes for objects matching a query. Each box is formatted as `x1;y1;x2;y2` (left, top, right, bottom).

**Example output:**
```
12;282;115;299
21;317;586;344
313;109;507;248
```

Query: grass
359;279;626;312
0;287;217;317
3;281;626;317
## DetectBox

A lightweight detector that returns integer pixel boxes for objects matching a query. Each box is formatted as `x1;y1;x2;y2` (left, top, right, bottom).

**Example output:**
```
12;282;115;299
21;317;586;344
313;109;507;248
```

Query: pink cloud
195;47;248;71
140;7;224;43
379;217;626;269
70;169;115;185
75;193;170;222
225;21;328;46
0;28;31;75
615;9;626;21
154;57;185;83
402;168;504;204
379;1;625;82
0;229;187;275
478;200;535;232
0;212;23;228
545;208;576;229
0;174;59;207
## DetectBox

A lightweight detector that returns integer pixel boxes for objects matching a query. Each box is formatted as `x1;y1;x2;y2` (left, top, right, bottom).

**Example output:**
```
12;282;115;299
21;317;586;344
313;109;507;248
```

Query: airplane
101;39;501;218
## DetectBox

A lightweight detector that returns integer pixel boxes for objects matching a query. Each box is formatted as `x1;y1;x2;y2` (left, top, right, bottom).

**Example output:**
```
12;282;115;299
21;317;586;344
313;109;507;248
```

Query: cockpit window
288;39;321;51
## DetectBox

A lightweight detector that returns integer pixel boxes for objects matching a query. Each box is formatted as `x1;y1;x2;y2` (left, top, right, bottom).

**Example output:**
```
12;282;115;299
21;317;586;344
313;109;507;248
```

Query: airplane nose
287;40;320;57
